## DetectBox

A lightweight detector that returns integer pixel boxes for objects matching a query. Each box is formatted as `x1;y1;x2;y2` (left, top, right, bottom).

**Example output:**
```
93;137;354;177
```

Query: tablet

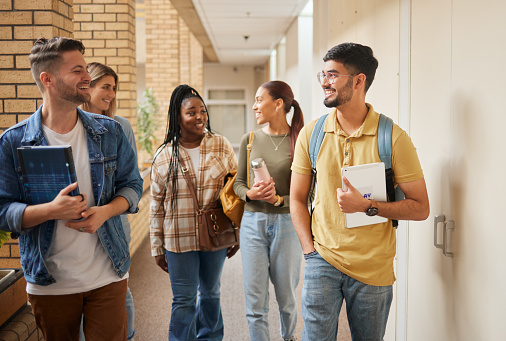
341;162;388;228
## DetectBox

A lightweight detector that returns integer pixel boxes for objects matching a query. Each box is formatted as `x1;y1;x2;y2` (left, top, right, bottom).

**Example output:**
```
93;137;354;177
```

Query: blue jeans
301;251;392;341
165;248;227;341
125;285;135;339
240;212;302;341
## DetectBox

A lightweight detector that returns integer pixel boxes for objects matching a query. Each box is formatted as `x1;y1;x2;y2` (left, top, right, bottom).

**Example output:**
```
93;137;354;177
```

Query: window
206;89;247;146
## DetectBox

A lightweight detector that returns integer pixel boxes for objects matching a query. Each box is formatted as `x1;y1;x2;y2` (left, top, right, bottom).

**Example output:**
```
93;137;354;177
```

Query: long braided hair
153;84;212;214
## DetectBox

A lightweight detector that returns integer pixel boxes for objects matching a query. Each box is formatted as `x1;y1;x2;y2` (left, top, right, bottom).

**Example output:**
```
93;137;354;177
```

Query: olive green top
233;129;291;214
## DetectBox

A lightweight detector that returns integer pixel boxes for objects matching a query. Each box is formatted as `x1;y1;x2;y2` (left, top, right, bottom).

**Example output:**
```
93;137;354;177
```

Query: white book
341;162;388;228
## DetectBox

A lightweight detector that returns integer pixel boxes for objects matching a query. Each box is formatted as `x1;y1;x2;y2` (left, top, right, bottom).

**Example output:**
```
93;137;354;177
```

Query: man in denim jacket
0;37;143;340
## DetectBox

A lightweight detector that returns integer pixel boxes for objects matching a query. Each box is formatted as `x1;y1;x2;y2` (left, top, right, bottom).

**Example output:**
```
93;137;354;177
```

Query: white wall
284;19;299;94
311;0;332;120
297;15;313;121
274;13;314;124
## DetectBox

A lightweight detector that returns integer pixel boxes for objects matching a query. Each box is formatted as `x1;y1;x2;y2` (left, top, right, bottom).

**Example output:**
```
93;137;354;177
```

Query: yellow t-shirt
291;104;424;286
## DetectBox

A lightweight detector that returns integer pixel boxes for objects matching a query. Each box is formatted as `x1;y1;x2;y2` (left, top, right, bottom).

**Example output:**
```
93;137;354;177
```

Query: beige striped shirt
150;132;237;255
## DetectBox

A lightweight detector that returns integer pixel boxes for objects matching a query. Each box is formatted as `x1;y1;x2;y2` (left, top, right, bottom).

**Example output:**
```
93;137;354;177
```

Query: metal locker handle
434;214;445;249
443;220;454;257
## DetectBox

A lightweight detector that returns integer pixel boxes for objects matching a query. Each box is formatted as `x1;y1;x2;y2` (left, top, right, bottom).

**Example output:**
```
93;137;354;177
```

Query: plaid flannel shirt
150;132;237;255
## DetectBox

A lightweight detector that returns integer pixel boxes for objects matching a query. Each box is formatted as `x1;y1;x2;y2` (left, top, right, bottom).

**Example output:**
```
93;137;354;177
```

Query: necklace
268;133;288;151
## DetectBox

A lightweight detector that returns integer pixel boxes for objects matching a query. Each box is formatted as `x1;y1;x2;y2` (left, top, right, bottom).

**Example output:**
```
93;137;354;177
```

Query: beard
323;78;354;108
55;78;91;105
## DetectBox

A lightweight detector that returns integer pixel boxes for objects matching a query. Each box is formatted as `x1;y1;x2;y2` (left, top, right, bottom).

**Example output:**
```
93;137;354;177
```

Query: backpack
308;113;404;227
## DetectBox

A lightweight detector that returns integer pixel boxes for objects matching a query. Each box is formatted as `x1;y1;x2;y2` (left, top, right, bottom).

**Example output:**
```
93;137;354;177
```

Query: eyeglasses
317;71;355;85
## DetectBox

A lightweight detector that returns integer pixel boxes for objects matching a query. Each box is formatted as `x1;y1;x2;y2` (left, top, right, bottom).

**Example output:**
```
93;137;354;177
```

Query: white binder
341;162;388;228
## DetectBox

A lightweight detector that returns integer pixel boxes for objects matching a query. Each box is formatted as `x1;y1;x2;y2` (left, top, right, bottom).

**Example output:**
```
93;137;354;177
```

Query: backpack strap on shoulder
377;114;399;228
309;114;328;174
378;114;393;169
307;114;328;213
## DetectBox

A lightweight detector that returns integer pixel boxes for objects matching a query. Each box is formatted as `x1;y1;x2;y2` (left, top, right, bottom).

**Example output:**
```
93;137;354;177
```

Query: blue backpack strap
309;114;328;173
378;114;401;227
378;114;393;169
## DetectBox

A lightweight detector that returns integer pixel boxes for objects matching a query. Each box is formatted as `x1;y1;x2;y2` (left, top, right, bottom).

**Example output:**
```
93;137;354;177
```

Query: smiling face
179;97;208;141
88;75;116;115
321;60;355;108
53;50;91;105
252;86;280;125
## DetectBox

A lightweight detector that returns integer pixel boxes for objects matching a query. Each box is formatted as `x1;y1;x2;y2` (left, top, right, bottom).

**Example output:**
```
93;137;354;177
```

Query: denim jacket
0;106;143;286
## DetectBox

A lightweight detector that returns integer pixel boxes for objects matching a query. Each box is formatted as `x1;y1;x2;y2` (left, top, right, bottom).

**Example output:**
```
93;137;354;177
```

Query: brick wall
189;32;203;92
73;0;138;137
145;0;179;147
145;0;204;147
0;0;74;272
0;239;21;269
179;19;190;86
0;0;73;134
72;0;148;254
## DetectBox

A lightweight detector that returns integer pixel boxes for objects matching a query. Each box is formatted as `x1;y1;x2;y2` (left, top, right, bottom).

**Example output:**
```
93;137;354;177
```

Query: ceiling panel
193;0;309;65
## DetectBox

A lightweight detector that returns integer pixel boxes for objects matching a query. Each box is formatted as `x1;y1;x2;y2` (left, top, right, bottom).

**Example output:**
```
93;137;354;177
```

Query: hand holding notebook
340;162;388;228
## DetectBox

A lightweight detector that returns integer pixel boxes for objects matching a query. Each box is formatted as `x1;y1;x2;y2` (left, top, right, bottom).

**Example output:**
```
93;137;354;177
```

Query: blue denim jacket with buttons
0;106;143;286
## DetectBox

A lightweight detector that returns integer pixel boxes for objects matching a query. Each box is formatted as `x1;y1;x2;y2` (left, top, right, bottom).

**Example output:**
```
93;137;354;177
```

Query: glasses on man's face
317;71;354;85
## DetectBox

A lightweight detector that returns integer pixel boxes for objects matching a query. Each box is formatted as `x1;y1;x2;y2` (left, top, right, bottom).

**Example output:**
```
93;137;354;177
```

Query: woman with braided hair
149;84;237;341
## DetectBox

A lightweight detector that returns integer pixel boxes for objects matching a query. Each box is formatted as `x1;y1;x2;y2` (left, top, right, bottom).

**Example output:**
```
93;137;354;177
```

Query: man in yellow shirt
290;42;430;341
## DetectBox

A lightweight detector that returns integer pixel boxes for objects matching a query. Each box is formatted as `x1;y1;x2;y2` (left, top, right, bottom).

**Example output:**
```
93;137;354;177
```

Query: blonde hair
81;62;118;118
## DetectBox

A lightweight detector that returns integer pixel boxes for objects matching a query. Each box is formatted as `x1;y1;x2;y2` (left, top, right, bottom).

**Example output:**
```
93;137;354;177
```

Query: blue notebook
17;145;80;205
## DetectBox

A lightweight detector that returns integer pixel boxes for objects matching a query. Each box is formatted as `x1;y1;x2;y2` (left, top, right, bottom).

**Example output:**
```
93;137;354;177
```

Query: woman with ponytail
233;80;304;341
149;84;238;341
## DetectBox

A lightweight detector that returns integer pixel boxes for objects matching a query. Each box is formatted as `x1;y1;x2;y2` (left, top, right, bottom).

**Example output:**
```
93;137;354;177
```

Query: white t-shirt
182;146;200;176
27;117;126;295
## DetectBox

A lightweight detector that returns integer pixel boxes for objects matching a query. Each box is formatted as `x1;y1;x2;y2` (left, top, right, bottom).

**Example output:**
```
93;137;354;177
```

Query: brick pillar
145;0;179;113
145;0;204;148
0;0;74;268
73;0;138;138
189;32;203;92
0;0;73;134
179;18;190;86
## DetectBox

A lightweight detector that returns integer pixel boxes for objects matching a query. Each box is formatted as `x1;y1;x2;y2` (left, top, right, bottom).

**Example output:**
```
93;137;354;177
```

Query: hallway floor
129;236;351;340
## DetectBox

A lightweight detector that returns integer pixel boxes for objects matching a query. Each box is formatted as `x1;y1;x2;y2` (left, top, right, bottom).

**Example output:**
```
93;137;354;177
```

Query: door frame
395;0;412;339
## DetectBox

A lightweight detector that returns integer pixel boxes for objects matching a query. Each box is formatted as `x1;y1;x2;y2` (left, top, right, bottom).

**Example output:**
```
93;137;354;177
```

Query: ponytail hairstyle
153;84;212;214
81;62;118;118
260;80;304;161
